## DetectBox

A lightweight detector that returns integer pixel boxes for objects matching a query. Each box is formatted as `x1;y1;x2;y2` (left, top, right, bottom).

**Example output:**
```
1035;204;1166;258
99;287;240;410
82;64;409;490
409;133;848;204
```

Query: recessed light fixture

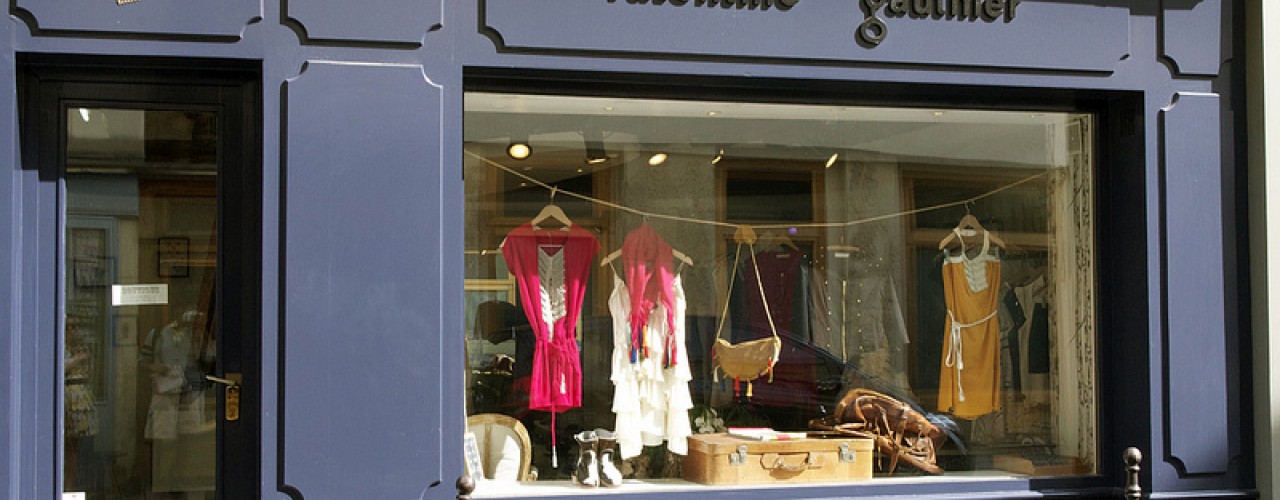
507;141;531;160
932;111;946;117
648;153;668;167
707;111;720;117
825;153;839;169
603;106;615;112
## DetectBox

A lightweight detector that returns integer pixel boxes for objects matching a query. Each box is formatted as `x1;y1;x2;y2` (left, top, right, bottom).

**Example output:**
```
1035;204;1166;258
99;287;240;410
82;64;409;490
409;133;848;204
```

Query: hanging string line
465;149;1052;231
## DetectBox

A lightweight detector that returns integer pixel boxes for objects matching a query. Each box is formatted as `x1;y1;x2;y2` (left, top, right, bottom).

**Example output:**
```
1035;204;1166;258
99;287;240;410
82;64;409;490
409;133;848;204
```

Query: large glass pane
463;93;1095;492
63;108;219;499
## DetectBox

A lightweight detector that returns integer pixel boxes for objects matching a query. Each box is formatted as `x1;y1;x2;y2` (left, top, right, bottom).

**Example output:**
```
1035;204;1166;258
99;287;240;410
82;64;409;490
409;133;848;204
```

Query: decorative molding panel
13;0;260;39
482;0;1129;72
1160;0;1228;77
280;61;445;498
284;0;442;45
1160;92;1230;475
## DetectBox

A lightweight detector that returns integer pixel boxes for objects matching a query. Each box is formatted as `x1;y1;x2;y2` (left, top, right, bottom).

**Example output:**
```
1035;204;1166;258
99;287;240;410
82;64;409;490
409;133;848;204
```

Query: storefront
0;1;1253;499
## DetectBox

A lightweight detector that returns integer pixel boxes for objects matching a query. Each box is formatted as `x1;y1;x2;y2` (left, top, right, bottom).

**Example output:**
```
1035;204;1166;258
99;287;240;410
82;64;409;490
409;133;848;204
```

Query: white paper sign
464;432;484;482
111;284;169;306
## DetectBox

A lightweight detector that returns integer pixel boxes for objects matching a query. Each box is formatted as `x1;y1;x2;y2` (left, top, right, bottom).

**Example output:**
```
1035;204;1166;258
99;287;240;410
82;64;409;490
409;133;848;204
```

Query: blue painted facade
0;1;1250;498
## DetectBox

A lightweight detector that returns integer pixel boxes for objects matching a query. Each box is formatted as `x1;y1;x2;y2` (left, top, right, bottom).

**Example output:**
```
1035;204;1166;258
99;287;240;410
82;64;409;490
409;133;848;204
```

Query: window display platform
470;471;1041;498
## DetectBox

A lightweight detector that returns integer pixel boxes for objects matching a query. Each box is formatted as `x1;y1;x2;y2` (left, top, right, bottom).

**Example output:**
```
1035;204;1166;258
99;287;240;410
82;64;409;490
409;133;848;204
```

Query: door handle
205;373;242;421
205;374;240;388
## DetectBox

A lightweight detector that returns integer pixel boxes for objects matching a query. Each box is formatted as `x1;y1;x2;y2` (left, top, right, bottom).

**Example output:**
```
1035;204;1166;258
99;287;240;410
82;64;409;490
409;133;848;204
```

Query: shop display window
463;91;1096;493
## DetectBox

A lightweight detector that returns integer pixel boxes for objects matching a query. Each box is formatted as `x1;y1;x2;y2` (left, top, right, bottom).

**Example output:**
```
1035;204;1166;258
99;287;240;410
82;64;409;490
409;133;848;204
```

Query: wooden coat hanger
938;212;1006;250
599;248;693;268
530;186;571;230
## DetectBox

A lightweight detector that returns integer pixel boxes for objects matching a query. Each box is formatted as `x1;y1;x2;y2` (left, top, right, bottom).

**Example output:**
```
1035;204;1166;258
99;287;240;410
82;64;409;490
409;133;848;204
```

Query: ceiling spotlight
584;131;609;165
507;140;531;160
648;153;668;167
825;153;839;169
932;111;946;117
711;148;724;165
585;143;609;164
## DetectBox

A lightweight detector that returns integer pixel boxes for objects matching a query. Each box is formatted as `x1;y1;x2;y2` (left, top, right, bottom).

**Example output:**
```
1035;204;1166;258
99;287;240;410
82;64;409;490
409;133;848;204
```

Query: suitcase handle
762;452;823;472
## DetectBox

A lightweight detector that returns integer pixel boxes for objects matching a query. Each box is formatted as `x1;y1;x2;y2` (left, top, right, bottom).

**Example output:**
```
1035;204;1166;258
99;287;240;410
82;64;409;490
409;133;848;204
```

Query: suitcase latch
730;445;748;466
840;442;856;463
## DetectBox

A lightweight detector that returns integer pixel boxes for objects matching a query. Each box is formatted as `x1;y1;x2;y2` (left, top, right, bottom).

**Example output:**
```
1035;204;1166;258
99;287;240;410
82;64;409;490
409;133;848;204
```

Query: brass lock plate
225;384;241;421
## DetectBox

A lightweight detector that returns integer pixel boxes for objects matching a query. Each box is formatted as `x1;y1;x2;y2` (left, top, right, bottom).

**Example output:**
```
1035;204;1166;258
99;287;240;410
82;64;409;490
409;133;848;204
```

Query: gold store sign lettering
606;0;1023;47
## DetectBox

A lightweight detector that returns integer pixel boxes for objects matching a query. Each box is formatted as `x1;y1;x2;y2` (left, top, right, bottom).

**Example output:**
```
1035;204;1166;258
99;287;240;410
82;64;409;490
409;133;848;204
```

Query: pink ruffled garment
500;223;600;453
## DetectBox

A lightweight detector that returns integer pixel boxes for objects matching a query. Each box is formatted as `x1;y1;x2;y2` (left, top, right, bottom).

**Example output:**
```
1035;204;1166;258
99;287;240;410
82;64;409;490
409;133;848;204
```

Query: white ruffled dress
608;275;693;459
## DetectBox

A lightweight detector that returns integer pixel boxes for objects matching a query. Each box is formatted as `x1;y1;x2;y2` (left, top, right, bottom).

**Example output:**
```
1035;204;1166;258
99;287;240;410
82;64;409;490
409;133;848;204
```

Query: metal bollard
1124;447;1143;499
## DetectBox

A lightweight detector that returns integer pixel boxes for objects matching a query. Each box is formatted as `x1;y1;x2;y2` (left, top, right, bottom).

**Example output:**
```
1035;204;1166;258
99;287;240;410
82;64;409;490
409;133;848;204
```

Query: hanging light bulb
825;153;839;169
711;148;724;165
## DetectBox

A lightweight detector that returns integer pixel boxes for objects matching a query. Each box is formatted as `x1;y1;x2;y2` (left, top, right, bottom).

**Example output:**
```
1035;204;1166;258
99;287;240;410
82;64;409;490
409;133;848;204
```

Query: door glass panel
63;108;219;499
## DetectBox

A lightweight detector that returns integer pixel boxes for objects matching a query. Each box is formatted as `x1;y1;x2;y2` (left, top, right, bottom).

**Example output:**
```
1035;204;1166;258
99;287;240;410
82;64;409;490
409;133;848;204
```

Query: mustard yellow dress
937;230;1002;419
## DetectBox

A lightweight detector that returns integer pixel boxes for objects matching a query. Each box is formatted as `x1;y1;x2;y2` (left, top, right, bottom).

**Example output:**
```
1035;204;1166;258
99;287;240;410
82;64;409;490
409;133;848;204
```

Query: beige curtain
1047;115;1097;469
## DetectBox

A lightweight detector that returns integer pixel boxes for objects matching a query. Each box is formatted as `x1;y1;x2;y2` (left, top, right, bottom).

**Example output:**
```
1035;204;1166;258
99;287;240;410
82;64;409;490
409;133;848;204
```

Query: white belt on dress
944;308;998;403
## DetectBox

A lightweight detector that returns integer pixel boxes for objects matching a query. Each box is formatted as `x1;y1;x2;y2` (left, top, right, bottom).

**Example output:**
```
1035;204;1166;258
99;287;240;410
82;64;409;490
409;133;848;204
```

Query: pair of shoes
572;429;622;487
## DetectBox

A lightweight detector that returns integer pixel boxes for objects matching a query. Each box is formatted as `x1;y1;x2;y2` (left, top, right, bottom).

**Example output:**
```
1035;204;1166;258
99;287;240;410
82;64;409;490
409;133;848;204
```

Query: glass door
63;108;219;499
36;67;261;500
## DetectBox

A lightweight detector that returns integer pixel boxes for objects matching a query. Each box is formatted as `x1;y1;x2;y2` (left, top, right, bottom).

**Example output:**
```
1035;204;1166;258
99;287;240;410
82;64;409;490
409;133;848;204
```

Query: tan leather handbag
711;237;781;398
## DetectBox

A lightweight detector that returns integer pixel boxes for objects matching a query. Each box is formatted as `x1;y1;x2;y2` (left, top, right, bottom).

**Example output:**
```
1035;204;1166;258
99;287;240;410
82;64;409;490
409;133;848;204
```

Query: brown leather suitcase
683;434;874;485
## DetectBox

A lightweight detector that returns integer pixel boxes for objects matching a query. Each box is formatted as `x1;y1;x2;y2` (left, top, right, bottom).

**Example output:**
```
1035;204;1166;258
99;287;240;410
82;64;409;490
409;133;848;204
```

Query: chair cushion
480;424;524;481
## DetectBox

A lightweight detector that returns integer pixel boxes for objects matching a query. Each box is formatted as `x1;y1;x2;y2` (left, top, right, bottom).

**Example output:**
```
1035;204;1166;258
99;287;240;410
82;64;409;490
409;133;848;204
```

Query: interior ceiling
465;92;1082;169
